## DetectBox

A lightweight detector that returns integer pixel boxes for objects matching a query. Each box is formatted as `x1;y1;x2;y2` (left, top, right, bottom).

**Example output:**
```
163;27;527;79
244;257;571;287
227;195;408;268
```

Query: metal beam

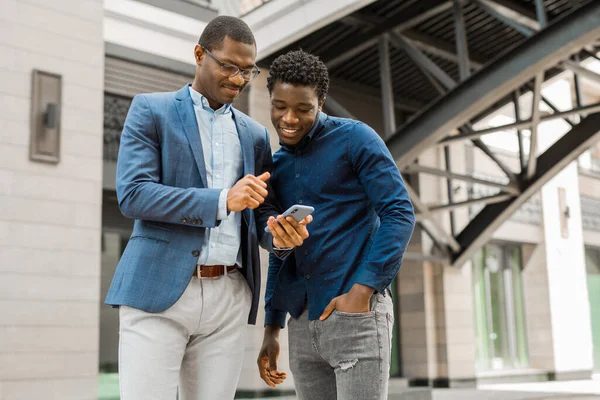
403;252;449;263
329;77;424;112
562;60;600;85
403;31;486;69
386;2;600;169
481;0;538;23
326;37;379;69
337;11;488;69
320;0;451;66
440;102;600;142
404;164;520;194
471;138;519;184
477;0;540;31
534;0;548;29
513;90;526;171
405;183;462;252
452;111;600;268
426;193;515;214
573;60;584;112
453;0;471;80
388;32;457;90
526;72;543;179
388;1;454;33
474;0;536;37
323;96;356;119
379;35;396;138
422;66;446;94
444;145;456;235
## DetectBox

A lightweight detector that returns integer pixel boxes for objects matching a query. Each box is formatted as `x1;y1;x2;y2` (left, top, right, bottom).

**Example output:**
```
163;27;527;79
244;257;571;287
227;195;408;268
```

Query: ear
318;97;326;112
194;45;205;66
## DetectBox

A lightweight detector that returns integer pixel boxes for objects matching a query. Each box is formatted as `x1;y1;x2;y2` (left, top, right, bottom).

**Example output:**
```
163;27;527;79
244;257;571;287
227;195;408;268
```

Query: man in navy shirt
257;50;415;400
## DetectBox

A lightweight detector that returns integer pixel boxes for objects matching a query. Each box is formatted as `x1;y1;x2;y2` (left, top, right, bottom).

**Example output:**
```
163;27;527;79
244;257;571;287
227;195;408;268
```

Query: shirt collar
188;85;232;115
279;112;327;151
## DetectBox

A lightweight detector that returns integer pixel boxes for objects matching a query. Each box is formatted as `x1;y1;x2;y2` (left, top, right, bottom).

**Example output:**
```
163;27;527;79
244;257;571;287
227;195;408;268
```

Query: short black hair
198;16;255;51
267;50;330;101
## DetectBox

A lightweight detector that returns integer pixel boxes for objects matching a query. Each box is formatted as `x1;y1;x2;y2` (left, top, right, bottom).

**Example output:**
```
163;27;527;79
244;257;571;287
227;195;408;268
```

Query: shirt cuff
265;309;288;329
354;267;385;294
217;189;229;221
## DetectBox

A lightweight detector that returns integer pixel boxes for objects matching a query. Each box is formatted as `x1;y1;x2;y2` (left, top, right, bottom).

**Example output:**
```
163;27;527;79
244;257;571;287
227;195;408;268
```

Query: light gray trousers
288;292;395;400
118;269;252;400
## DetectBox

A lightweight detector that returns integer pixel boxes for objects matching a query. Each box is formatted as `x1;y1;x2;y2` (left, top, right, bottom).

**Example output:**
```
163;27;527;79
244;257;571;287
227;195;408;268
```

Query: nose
282;109;299;125
228;72;245;87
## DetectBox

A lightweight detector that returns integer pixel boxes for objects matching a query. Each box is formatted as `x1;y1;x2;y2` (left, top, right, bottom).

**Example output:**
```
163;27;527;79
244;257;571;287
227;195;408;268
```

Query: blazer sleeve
116;94;222;227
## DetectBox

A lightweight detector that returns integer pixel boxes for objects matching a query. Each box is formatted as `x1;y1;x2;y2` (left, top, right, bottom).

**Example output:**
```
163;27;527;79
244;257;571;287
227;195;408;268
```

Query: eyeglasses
201;46;260;82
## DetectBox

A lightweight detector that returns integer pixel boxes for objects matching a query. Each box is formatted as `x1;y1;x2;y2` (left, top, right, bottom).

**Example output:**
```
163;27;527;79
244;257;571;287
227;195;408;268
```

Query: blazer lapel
174;85;208;188
232;109;254;176
232;109;255;227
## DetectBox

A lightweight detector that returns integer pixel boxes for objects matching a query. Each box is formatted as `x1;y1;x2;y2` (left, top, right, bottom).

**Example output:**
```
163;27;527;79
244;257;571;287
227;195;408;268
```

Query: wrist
350;283;375;298
264;325;281;339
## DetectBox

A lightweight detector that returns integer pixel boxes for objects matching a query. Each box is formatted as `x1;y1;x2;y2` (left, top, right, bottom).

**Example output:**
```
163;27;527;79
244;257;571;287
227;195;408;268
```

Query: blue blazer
105;85;274;324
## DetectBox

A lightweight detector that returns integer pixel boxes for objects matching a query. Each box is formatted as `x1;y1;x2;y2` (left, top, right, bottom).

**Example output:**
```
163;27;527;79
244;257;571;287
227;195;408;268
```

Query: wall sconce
30;70;62;164
558;187;569;239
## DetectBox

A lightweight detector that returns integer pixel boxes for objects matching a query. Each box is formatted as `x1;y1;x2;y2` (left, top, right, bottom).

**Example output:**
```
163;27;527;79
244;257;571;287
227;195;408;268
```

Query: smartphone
264;204;314;232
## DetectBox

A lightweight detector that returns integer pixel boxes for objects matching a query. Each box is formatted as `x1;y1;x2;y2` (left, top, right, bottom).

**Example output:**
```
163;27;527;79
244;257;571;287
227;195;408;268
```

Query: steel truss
323;0;600;265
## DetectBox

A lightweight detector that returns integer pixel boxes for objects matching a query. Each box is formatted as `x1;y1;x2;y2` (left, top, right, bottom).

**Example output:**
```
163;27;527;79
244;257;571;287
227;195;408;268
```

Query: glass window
472;243;529;371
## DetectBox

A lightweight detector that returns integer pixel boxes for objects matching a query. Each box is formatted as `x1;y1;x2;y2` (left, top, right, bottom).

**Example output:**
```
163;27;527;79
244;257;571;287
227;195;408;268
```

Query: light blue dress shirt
189;86;243;267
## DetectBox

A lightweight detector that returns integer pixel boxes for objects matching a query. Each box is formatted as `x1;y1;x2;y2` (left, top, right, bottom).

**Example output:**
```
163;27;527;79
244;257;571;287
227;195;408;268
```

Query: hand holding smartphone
264;204;314;233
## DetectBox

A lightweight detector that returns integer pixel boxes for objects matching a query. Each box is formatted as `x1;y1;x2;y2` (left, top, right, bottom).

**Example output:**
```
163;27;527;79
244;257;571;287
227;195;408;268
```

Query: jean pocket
333;310;376;318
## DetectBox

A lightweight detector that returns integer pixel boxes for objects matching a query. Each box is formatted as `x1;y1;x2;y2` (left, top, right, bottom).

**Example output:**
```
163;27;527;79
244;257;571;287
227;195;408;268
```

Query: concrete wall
0;0;105;398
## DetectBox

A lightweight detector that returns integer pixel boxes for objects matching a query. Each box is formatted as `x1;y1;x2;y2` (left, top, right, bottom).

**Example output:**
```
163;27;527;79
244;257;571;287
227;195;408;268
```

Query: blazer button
191;249;200;257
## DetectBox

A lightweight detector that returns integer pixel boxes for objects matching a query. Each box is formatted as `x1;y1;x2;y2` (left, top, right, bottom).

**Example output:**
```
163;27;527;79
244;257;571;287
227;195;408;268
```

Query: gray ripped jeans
288;292;395;400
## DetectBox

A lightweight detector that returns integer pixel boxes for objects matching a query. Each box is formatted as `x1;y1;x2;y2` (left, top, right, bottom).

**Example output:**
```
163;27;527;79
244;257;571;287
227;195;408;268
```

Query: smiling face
192;35;257;110
270;82;325;146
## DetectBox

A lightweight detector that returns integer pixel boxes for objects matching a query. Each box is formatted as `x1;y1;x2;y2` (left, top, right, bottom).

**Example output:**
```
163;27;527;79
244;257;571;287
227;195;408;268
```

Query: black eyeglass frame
200;45;260;82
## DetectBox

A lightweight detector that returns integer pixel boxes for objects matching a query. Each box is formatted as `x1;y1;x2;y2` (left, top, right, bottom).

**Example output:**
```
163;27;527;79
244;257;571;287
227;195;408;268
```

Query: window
472;244;529;371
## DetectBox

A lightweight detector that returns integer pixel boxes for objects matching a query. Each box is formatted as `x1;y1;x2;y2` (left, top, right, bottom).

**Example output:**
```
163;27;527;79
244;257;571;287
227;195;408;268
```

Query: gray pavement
240;385;600;400
239;391;600;400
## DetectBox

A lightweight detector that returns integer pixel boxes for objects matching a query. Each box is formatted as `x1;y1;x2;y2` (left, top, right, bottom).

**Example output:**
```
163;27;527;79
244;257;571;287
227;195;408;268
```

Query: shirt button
211;243;215;248
191;249;200;257
215;174;220;179
304;250;308;255
296;174;300;179
215;142;220;147
298;200;303;204
305;274;311;280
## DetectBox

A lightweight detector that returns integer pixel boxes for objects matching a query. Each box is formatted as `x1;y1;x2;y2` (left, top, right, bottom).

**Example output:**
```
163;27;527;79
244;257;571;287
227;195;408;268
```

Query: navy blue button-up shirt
264;113;415;327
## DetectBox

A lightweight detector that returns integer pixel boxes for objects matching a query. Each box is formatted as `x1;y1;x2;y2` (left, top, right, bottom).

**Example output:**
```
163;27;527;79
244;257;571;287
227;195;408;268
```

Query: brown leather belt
192;265;237;278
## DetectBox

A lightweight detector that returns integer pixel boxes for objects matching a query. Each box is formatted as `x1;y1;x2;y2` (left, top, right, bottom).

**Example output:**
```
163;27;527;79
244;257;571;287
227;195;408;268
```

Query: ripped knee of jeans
339;359;358;372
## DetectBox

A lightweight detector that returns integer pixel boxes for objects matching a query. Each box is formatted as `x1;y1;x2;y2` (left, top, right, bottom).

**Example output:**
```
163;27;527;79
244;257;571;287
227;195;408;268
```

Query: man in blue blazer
105;16;309;400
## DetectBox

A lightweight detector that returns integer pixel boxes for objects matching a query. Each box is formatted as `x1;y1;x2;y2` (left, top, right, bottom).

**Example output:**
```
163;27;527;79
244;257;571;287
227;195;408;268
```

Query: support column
379;34;396;139
521;81;593;379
